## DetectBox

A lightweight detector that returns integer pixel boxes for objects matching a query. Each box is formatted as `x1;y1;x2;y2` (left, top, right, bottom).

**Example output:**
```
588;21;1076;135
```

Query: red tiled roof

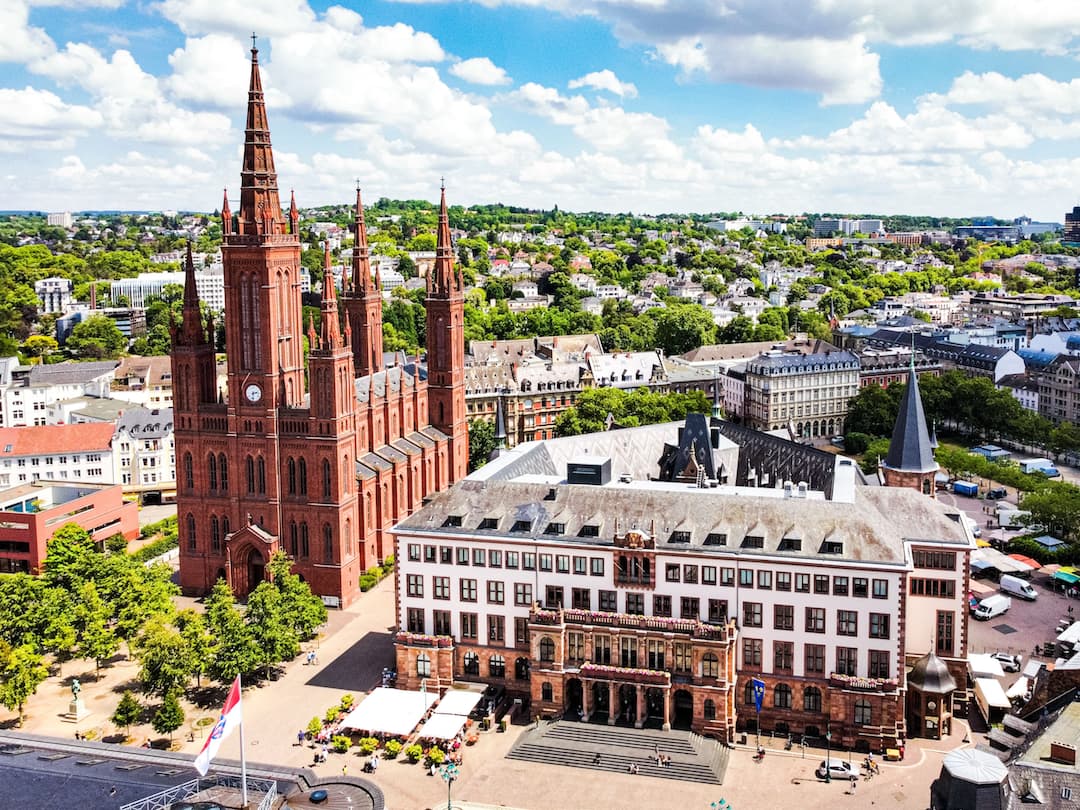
0;423;115;457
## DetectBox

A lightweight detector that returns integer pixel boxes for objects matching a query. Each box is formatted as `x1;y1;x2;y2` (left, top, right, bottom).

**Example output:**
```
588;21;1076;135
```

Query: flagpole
238;674;248;808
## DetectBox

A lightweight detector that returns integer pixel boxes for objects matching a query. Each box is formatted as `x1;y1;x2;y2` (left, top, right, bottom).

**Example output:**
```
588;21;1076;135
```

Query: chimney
1051;742;1077;766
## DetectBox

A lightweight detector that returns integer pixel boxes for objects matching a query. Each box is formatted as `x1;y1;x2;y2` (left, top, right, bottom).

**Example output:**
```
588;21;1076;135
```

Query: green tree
174;609;213;688
21;334;58;360
651;305;716;356
73;581;119;674
0;644;48;726
266;552;327;641
66;315;126;359
205;580;259;683
112;690;142;738
1050;422;1080;459
246;581;300;679
42;523;99;591
844;384;898;437
151;690;185;741
468;419;497;471
135;618;195;697
1021;485;1080;542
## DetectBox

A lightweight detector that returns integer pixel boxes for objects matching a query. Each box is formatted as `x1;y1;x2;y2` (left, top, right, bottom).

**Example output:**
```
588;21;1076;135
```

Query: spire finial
355;178;361;191
440;176;445;191
251;32;257;53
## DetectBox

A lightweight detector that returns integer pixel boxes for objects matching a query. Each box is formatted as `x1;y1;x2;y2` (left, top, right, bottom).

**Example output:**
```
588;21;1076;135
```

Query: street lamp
825;723;832;784
441;761;460;810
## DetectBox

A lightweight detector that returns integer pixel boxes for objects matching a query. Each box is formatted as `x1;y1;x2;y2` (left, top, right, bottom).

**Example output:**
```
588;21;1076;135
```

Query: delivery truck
1000;574;1037;601
953;480;979;497
1019;458;1054;474
972;594;1011;620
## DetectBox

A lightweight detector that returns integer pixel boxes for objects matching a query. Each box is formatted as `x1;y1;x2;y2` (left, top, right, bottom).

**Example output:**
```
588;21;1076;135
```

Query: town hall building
171;44;468;607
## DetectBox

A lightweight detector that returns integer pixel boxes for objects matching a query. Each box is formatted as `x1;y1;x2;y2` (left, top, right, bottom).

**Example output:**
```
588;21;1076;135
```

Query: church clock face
245;383;262;403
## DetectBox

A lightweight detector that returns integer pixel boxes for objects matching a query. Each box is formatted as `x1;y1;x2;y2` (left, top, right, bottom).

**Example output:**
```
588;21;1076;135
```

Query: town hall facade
171;44;468;607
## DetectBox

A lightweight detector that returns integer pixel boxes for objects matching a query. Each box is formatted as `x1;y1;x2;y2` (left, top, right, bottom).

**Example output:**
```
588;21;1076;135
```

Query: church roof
884;362;938;474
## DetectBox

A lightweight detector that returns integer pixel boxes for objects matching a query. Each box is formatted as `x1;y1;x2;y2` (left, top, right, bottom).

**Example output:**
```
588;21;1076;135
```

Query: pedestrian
654;743;660;757
593;753;601;766
850;774;857;794
342;764;347;778
297;730;305;746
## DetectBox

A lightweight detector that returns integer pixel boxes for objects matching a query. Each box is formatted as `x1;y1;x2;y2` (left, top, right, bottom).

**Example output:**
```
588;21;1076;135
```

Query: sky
5;0;1080;220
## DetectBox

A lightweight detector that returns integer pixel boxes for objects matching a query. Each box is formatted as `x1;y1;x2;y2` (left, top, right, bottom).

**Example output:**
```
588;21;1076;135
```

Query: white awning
340;687;438;736
1058;621;1080;645
433;689;484;717
416;712;468;741
975;677;1011;710
968;653;1005;679
1005;677;1029;700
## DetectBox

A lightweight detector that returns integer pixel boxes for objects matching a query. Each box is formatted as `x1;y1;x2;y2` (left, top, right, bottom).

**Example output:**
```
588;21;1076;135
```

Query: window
936;611;955;656
774;641;794;671
433;576;450;600
571;588;590;610
704;532;727;546
674;643;691;672
407;608;424;633
773;683;792;709
626;593;645;615
742;638;762;667
407;574;423;597
425;546;437;563
869;650;890;678
775;571;791;591
514;583;532;606
803;686;822;713
647;640;665;670
183;453;193;490
913;550;957;570
620;637;638;668
666;563;681;583
681;597;700;620
322;524;333;564
774;604;794;631
702;566;717;585
478;517;498;530
545;586;564;608
300;523;309;558
434;610;451;636
721;568;735;586
744;682;756;706
599;590;617;612
757;570;772;589
441;547;453;564
683;565;698;584
704;700;716;721
186;513;196;551
708;599;728;623
416;652;431;677
739;569;754;587
578;524;599;537
523;553;536;571
837;610;857;636
853;577;869;597
836;647;858;676
541;683;553;702
872;579;889;599
489;550;503;568
567;633;585;662
1063;788;1073;801
805;644;825;674
653;595;672;617
488;615;505;642
208;454;217;490
539;554;552;572
545;522;565;535
514;618;528;645
473;548;486;567
444;515;463;528
489;654;506;678
795;573;810;593
813;575;829;595
460;578;477;602
805;607;825;633
853;698;872;726
408;544;421;562
539;636;556;662
246;455;255;494
487;581;505;604
870;613;890;639
287;457;296;494
833;576;848;596
461;613;478;640
573;556;587;575
506;551;519;569
590;558;604;576
594;636;612;665
702;652;719;678
742;602;762;627
911;578;956;598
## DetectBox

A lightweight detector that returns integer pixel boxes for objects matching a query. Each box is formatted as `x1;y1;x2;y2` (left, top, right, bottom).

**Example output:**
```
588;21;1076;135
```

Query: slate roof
117;407;173;438
884;363;938;474
26;360;118;386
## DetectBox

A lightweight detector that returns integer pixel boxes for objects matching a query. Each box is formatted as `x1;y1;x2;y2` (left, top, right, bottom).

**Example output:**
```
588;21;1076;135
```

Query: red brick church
171;45;468;607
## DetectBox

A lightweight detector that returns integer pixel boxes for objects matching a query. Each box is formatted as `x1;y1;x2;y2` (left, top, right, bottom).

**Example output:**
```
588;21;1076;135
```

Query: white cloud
450;57;511;86
0;1;54;63
166;35;251;109
154;0;317;37
568;69;637;98
0;86;101;141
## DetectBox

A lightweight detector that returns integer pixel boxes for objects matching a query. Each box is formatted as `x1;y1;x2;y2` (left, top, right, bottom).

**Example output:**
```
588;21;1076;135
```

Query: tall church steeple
319;242;342;351
236;43;283;237
343;185;383;377
170;242;216;414
426;182;468;483
881;352;938;496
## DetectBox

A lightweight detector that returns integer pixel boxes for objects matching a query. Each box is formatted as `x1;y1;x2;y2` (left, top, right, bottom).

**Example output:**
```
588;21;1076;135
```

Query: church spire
351;186;371;292
221;188;232;235
179;242;205;344
429;180;461;296
319;242;341;350
881;349;939;497
235;40;284;238
289;189;299;235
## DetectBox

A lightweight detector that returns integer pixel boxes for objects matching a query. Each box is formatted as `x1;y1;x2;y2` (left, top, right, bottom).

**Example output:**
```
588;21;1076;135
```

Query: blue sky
5;0;1080;220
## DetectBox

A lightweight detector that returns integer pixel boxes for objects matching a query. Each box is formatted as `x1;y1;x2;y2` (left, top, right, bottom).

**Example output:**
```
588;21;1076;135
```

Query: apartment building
0;360;117;427
0;423;116;489
743;348;860;437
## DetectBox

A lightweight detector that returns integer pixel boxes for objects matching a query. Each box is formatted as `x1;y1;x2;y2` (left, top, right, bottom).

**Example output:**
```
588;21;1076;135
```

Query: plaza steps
506;721;726;784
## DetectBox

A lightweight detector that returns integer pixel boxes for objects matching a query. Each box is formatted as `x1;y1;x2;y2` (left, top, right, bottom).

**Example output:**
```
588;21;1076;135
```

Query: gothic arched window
246;455;255;494
298;458;307;495
183;453;193;490
207;454;217;490
219;454;228;492
322;523;333;564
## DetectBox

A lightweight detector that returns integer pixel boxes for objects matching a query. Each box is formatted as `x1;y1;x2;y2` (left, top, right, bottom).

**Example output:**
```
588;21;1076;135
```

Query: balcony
529;607;734;642
578;662;671;686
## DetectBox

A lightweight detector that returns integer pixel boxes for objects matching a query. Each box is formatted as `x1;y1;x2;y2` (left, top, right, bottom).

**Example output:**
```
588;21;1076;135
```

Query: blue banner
751;677;765;713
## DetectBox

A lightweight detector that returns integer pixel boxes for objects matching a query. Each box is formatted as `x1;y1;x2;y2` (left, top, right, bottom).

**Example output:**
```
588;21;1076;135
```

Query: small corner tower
881;355;939;496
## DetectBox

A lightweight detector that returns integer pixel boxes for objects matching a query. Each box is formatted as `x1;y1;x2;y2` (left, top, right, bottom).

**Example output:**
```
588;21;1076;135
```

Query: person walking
297;730;305;746
850;774;858;794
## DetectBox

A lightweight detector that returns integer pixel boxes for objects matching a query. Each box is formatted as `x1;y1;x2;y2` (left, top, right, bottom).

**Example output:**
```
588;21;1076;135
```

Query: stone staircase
506;721;728;784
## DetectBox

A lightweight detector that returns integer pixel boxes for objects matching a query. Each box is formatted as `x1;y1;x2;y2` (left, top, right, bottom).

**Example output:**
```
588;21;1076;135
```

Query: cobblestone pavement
1;576;969;809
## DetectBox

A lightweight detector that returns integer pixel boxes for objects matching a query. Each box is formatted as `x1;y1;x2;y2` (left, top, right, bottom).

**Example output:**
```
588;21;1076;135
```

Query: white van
1000;574;1037;601
962;515;982;539
973;594;1012;621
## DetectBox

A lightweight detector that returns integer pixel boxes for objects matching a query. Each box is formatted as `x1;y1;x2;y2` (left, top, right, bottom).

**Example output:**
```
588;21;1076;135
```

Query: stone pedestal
63;698;90;723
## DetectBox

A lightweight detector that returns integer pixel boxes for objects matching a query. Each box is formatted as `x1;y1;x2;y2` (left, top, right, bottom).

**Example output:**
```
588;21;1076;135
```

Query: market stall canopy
968;653;1005;679
432;689;484;718
340;687;438;736
971;547;1033;574
1005;677;1029;700
416;712;468;741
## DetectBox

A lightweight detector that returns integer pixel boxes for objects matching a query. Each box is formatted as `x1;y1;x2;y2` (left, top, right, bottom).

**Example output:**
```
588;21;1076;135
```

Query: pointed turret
289;190;299;235
307;314;318;350
235;43;284;238
319;243;341;350
429;181;461;295
494;394;507;448
351;186;371;292
881;353;939;495
344;184;383;376
221;189;232;235
179;243;205;345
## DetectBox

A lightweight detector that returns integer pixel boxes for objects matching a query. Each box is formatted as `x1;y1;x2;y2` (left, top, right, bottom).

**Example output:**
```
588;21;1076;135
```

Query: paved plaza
0;576;974;809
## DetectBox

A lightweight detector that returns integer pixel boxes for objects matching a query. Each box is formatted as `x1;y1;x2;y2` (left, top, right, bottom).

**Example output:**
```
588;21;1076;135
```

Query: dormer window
668;530;691;544
704;532;727;546
478;517;499;530
545;522;565;535
821;540;843;554
778;537;802;551
742;535;764;549
578;524;600;538
510;520;532;533
442;515;463;527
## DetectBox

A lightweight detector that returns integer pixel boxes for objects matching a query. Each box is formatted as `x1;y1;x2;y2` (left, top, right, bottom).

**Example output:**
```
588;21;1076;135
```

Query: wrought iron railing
119;775;278;810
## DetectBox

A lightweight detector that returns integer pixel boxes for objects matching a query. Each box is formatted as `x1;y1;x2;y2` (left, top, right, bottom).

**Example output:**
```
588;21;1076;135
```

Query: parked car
991;652;1022;673
816;759;861;780
987;487;1007;500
